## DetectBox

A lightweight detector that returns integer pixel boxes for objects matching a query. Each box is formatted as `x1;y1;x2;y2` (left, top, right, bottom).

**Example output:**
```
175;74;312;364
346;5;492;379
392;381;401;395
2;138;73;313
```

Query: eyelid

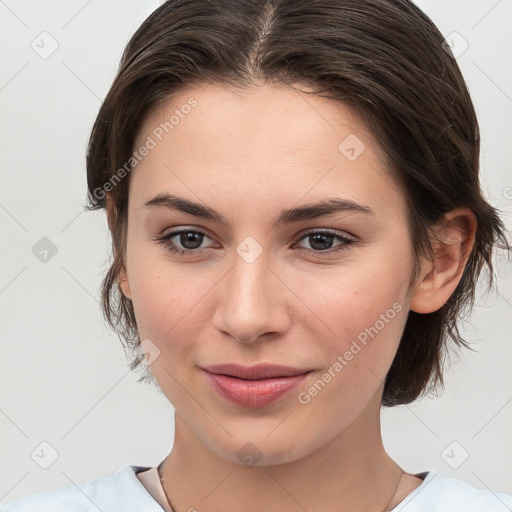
297;227;355;241
156;226;217;246
157;227;354;244
155;226;358;258
158;226;356;242
159;225;213;238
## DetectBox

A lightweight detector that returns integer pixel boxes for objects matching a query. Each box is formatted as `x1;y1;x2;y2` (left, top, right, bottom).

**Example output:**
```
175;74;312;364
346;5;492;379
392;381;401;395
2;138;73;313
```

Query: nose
211;251;291;344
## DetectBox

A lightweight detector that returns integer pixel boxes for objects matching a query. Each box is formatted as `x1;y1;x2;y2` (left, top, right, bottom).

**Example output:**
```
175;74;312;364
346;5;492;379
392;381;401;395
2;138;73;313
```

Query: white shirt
1;464;511;511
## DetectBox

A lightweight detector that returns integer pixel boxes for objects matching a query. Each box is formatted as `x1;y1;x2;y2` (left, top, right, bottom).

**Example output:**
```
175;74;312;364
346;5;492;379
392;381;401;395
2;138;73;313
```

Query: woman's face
118;82;418;465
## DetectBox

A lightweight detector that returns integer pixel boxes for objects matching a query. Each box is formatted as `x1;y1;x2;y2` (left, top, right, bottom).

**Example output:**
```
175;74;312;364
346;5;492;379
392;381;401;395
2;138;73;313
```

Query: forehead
129;82;403;218
136;81;378;156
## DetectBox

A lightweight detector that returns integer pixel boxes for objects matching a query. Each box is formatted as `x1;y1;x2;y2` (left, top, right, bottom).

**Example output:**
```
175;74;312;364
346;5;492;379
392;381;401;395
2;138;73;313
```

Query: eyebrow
143;193;374;227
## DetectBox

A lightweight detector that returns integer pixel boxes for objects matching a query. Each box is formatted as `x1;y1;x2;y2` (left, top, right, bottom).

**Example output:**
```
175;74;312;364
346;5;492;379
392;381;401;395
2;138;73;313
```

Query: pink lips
202;363;311;408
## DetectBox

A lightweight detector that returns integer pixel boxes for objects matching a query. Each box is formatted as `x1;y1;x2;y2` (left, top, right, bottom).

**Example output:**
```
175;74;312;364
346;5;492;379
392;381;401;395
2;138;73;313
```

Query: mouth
201;363;312;408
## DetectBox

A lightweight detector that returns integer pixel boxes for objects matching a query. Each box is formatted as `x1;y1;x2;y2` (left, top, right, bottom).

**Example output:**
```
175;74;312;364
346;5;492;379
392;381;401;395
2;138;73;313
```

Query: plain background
0;0;511;505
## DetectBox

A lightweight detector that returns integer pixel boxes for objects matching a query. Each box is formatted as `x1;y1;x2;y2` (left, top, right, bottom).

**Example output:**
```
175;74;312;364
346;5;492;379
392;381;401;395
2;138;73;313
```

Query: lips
202;363;311;380
201;363;312;407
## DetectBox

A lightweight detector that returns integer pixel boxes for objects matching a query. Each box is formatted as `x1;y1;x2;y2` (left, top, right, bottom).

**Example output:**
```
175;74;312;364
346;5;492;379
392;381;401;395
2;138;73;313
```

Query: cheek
299;253;408;327
127;261;211;401
292;246;412;374
292;269;409;422
126;249;207;346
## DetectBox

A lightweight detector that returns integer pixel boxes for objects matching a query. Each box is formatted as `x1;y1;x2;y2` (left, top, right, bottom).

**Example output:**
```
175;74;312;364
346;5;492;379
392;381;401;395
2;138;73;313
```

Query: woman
2;0;510;510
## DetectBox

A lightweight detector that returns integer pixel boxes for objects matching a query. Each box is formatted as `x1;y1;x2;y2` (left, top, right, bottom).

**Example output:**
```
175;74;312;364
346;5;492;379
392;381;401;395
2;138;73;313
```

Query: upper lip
202;363;311;380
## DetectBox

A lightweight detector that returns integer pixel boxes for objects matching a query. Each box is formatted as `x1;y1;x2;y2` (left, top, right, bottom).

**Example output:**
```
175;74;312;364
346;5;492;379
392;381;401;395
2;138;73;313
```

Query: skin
108;82;476;512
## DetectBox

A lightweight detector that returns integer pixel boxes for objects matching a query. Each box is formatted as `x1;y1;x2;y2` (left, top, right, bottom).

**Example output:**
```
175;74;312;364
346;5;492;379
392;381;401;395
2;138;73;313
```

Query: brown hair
85;0;508;406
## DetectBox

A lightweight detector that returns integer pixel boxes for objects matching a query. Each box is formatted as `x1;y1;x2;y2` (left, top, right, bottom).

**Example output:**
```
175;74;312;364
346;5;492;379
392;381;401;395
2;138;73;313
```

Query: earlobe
410;207;477;314
118;266;132;300
105;194;132;301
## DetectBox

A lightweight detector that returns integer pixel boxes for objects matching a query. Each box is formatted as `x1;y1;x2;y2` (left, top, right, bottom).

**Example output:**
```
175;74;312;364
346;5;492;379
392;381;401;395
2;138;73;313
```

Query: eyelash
154;228;356;257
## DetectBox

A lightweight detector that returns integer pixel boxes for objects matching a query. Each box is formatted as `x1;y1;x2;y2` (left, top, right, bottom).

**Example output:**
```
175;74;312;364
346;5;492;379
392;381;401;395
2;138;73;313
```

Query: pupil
181;232;203;249
310;233;333;251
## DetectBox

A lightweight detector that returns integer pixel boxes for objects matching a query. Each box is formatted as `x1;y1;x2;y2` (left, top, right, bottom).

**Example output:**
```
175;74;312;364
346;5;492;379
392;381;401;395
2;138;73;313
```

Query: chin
200;424;320;468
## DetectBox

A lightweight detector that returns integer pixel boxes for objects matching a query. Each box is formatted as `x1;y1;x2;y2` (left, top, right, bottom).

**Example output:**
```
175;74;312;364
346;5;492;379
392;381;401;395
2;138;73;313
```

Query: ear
105;194;132;301
117;263;132;301
410;207;477;314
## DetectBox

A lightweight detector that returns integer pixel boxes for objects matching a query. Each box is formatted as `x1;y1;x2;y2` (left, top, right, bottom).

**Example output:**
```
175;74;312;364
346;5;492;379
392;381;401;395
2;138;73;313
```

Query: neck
159;392;407;512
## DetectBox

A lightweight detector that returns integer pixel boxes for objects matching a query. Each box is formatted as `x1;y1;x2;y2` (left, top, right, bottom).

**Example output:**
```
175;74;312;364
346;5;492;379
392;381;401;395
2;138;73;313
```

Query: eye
154;228;356;257
154;228;216;256
294;229;355;255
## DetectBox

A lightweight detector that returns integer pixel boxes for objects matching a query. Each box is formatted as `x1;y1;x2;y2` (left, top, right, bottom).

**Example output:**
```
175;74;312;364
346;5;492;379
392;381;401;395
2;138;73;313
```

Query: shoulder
394;471;512;512
0;464;157;512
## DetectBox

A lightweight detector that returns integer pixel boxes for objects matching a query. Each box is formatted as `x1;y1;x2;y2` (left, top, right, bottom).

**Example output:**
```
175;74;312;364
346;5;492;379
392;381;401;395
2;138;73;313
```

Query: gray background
1;0;511;505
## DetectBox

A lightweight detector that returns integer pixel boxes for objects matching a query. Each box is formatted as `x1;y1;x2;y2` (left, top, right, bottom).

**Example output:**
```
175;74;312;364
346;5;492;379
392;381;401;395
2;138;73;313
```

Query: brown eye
175;231;204;250
154;229;215;255
295;230;355;255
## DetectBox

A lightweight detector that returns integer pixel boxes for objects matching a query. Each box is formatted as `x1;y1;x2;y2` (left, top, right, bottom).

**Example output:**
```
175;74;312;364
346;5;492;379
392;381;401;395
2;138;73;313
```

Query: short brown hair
85;0;508;406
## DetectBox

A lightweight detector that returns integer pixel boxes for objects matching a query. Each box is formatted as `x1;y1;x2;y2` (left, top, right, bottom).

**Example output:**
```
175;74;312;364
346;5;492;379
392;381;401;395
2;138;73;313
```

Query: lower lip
204;370;310;408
